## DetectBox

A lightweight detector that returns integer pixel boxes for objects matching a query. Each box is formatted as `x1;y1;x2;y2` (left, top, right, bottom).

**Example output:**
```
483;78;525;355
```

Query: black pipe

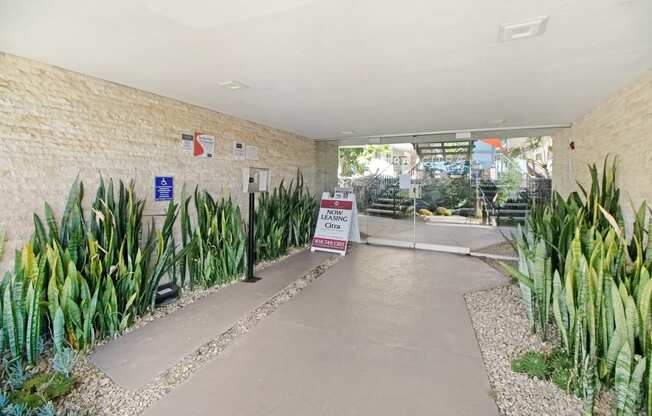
243;191;260;282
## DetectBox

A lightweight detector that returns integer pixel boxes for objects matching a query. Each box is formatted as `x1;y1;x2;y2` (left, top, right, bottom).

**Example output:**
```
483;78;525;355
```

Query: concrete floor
359;214;514;250
144;245;507;416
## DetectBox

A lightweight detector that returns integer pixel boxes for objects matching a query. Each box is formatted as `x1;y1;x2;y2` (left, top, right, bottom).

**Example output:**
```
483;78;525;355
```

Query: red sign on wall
193;132;215;158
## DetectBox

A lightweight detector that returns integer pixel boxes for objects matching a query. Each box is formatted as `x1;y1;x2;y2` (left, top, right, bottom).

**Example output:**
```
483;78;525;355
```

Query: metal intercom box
242;167;270;193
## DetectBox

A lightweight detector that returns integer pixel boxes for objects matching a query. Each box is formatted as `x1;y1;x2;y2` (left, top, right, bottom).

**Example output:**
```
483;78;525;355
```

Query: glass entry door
360;150;415;248
411;141;478;253
351;137;544;254
358;140;496;253
354;139;527;254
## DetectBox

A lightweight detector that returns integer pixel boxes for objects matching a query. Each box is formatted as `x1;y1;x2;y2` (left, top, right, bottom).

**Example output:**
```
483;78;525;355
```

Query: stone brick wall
0;53;336;273
315;141;339;195
552;70;652;226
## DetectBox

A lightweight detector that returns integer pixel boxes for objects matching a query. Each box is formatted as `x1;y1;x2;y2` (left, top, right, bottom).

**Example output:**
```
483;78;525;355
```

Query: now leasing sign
311;192;359;255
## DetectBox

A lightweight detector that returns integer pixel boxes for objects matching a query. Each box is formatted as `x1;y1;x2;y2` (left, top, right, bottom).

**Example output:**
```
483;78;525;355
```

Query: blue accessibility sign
155;176;174;201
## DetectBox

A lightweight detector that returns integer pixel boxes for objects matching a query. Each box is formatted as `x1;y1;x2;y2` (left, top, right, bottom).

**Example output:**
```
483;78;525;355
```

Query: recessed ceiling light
499;16;549;42
488;119;506;125
340;130;355;135
219;80;249;90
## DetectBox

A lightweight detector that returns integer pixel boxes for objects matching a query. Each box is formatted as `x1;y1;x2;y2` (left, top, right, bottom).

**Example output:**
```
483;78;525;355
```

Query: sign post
242;167;270;282
311;192;359;255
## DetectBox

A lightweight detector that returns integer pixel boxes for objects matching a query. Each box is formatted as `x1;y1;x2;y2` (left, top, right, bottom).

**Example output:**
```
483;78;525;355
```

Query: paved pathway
144;245;507;416
358;214;514;250
91;250;330;390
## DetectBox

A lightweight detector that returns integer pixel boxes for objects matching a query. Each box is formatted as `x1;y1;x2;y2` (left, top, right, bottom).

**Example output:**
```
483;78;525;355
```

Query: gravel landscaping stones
465;284;615;416
59;248;341;415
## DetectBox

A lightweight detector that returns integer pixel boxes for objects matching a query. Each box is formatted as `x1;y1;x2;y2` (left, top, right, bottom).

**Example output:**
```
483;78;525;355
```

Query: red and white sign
311;193;359;255
193;132;215;158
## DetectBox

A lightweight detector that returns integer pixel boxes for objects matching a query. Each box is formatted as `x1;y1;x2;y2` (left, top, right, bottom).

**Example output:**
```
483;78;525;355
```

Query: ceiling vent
219;80;249;90
499;16;549;42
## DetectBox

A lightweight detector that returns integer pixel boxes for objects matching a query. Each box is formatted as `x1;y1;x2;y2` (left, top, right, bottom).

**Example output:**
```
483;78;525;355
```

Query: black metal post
243;192;260;282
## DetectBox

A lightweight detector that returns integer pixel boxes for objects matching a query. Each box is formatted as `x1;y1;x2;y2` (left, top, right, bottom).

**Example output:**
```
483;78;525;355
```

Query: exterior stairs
496;200;529;225
365;176;405;217
477;181;529;225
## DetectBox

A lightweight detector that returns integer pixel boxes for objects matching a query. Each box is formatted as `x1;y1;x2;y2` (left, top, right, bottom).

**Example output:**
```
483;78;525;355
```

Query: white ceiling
1;0;650;139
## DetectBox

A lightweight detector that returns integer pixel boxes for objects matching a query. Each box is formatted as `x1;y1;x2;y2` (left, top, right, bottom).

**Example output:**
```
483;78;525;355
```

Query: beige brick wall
315;141;339;195
552;70;652;226
0;53;336;273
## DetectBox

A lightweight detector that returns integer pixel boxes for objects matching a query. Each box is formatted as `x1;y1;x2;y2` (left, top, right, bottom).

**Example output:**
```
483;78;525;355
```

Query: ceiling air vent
499;16;549;42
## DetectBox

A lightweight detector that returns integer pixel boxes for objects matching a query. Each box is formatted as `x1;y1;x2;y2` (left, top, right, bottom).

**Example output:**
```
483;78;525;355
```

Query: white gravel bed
465;284;614;416
59;249;341;415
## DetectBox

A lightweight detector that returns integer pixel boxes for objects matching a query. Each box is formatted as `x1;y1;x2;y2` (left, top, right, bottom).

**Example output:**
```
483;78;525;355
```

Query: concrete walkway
144;245;507;416
358;214;514;251
90;249;331;390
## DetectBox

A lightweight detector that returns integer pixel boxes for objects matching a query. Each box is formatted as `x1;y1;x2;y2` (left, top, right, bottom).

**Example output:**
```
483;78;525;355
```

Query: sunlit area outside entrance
338;137;553;251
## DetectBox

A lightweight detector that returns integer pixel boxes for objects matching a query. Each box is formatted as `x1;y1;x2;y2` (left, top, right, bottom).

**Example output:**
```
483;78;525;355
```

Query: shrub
0;177;179;356
255;171;317;260
179;190;246;289
502;156;652;415
179;170;317;288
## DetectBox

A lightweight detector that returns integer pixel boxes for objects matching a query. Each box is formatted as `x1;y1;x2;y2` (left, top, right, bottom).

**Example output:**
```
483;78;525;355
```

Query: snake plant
502;157;652;415
178;170;316;288
1;176;180;354
179;188;246;288
255;170;317;260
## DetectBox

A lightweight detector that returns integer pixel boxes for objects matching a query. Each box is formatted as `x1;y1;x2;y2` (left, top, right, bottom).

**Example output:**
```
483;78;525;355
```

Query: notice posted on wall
246;144;259;160
181;133;194;152
311;192;360;256
233;141;245;160
193;132;215;158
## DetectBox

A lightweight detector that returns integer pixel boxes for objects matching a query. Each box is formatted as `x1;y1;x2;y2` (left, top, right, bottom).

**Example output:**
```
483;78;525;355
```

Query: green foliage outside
501;157;652;415
420;176;472;210
506;136;552;178
495;156;523;207
338;145;391;176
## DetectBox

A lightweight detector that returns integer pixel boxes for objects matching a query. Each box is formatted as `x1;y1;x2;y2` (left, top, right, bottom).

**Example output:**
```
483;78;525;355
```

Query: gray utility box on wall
242;167;270;193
